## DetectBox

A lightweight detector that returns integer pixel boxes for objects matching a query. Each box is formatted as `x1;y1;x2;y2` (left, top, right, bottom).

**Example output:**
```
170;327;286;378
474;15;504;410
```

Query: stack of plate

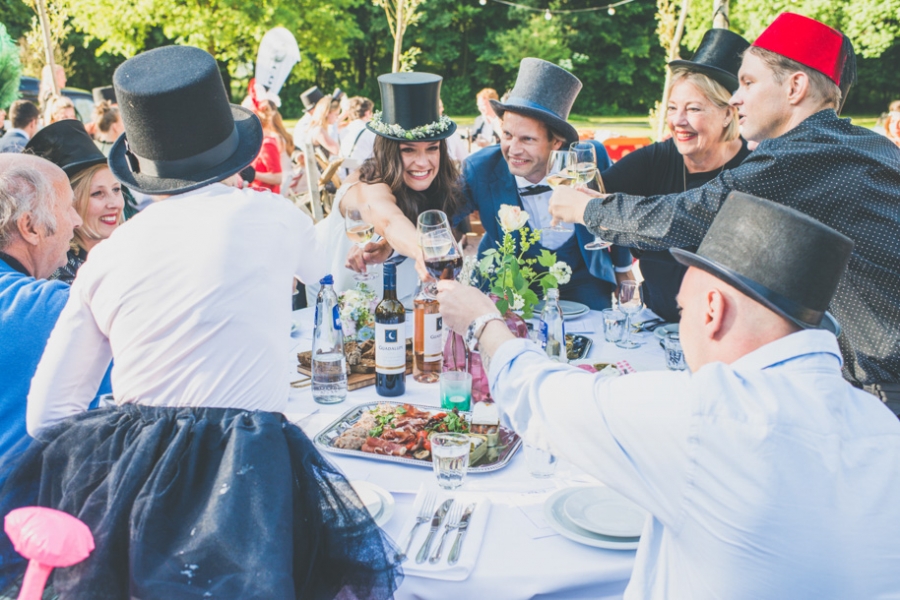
543;486;647;550
534;300;590;320
350;481;395;528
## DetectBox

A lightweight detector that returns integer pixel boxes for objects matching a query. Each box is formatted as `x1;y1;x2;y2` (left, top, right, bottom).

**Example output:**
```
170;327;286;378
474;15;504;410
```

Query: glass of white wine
570;142;612;251
544;150;576;233
345;207;378;281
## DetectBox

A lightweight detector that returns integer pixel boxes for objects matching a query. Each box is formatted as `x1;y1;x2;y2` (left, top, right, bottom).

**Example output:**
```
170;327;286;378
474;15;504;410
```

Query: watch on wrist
464;313;505;352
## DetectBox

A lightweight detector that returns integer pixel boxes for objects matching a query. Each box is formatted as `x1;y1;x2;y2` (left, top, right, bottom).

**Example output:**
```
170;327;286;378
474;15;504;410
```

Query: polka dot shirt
585;109;900;387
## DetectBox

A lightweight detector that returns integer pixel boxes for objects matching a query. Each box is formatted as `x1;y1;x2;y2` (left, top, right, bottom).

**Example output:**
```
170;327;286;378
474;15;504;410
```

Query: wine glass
544;150;576;233
345;207;378;281
615;280;643;349
417;210;462;298
571;142;612;251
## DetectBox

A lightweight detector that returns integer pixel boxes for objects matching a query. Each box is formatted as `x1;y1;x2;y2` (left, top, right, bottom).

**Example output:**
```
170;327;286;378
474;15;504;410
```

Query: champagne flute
615;279;643;349
544;150;576;233
570;142;612;251
345;207;377;281
417;210;462;299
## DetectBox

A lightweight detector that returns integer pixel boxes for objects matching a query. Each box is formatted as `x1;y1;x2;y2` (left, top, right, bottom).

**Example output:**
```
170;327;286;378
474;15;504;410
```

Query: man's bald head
676;267;801;372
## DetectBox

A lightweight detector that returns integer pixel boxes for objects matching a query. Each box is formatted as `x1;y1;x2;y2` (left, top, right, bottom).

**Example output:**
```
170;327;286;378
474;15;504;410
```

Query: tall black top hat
367;72;457;142
671;192;853;334
300;86;325;111
490;58;582;144
25;119;107;178
108;45;263;195
668;29;750;93
92;86;116;105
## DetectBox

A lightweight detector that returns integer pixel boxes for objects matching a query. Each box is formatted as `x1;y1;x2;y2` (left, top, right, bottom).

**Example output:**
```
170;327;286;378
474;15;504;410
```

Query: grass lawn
286;114;879;143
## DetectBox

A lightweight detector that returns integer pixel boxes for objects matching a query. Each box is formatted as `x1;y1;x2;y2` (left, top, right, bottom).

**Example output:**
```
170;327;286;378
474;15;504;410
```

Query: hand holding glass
615;280;643;349
544;151;576;233
570;142;611;251
345;207;377;281
417;210;462;299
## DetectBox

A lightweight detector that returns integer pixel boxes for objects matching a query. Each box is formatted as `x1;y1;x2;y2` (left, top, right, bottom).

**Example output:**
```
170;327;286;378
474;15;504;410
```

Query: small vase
443;311;529;403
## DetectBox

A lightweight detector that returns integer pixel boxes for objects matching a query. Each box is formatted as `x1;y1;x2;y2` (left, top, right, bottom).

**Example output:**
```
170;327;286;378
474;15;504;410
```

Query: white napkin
398;482;492;581
564;318;595;334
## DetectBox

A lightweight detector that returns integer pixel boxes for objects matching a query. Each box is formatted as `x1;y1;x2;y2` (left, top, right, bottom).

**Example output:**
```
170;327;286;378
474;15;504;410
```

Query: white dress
305;180;418;306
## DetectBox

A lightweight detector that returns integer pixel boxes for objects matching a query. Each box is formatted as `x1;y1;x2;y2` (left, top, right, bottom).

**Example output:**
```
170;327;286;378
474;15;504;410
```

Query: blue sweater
0;258;109;463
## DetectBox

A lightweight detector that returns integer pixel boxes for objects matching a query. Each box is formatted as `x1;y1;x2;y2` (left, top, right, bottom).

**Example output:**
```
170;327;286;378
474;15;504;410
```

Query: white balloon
255;27;301;104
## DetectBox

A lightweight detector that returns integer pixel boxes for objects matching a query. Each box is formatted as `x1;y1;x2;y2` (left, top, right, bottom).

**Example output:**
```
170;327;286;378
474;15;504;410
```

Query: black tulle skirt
0;405;402;599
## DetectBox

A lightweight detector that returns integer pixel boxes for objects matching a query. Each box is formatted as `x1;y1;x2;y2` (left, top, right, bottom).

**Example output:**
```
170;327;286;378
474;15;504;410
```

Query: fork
429;503;463;564
397;491;436;562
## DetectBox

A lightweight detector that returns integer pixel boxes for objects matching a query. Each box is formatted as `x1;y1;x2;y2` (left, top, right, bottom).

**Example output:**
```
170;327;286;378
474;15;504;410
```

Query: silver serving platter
314;401;521;473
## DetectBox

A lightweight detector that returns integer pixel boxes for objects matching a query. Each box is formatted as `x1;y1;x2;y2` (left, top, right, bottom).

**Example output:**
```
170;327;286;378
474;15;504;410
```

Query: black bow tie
518;184;552;197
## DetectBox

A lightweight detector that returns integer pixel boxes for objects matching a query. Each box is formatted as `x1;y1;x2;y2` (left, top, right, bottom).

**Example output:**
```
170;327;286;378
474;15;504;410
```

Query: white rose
498;204;529;232
550;261;572;285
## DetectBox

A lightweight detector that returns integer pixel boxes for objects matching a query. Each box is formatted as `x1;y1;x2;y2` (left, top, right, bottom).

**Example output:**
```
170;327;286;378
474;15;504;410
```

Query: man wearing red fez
550;13;900;412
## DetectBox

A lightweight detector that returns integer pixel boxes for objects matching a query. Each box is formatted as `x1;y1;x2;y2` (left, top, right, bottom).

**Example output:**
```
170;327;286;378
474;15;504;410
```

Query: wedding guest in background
90;100;124;156
0;101;39;154
245;81;287;194
471;87;501;148
292;85;324;151
438;192;900;599
25;120;124;283
0;46;400;600
44;94;76;124
306;95;341;157
339;96;376;173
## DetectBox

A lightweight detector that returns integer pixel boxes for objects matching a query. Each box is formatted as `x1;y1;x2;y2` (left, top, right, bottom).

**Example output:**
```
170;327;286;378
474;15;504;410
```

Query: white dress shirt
28;184;328;434
489;329;900;599
513;175;574;250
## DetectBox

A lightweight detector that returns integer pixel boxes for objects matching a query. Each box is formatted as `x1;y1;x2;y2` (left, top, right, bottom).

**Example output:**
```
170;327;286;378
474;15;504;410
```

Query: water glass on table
664;332;687;371
431;433;470;490
440;371;472;411
601;308;626;343
523;443;557;478
615;280;643;349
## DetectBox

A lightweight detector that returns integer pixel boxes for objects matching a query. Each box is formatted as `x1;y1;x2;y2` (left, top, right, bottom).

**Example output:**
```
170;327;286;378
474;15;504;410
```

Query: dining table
284;306;670;600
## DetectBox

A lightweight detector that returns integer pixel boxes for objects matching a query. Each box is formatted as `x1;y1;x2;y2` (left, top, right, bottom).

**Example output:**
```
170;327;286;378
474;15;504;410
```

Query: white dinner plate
563;487;648;537
350;481;395;528
543;487;641;550
654;323;679;341
535;300;589;319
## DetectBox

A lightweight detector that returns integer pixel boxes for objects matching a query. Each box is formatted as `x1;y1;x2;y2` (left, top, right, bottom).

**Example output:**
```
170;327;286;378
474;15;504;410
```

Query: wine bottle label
423;313;443;362
376;323;406;374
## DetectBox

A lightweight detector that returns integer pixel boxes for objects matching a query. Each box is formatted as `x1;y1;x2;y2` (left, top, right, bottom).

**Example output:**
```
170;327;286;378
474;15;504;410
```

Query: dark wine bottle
375;262;406;396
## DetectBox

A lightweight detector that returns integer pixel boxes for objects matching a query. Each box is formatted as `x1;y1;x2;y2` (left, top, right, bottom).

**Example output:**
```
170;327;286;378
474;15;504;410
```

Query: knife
447;503;476;565
416;499;453;564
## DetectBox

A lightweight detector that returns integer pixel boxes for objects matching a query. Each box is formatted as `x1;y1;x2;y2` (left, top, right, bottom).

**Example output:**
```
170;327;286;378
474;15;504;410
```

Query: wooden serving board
298;341;414;391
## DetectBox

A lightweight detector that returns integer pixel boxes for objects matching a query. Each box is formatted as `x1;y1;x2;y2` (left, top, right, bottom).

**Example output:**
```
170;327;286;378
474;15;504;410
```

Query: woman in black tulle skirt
0;46;402;599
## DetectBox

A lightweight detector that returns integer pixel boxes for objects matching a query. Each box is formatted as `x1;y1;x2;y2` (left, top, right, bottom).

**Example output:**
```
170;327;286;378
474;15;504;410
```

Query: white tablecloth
285;308;669;600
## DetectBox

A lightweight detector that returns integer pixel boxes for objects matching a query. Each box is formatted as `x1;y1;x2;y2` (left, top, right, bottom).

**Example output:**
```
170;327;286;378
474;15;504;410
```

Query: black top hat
671;191;853;334
668;29;750;93
301;86;325;111
25;119;107;178
92;86;116;105
490;58;582;144
366;72;457;142
108;45;262;195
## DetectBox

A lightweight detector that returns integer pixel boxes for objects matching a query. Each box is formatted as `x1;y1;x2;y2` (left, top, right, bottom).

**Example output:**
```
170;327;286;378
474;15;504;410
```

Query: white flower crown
368;111;454;140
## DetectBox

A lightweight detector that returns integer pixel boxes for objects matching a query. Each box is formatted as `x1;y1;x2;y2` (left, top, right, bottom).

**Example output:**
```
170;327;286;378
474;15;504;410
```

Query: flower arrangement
338;284;378;341
367;111;454;140
477;205;571;319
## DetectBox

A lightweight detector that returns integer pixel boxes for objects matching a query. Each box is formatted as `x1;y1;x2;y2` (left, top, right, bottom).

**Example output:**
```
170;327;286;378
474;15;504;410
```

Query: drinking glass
664;332;687;370
440;371;472;411
615;280;643;349
544;150;576;233
570;142;612;251
601;308;626;343
345;207;377;281
523;443;557;478
431;433;470;490
417;210;462;299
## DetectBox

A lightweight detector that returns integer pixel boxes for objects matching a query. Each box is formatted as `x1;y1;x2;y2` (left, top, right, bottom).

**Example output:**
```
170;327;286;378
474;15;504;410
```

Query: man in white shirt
437;191;900;599
339;96;376;175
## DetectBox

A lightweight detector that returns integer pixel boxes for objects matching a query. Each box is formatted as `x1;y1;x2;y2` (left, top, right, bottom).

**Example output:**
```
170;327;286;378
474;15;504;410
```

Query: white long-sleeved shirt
490;329;900;599
28;184;328;434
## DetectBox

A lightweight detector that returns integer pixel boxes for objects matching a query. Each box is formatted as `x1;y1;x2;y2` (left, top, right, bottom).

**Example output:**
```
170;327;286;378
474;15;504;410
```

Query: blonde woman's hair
46;95;76;123
309;96;340;130
69;163;123;250
668;68;740;142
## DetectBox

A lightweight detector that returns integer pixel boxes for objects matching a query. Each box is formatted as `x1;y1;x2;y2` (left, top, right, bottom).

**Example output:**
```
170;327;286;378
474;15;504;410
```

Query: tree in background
374;0;427;72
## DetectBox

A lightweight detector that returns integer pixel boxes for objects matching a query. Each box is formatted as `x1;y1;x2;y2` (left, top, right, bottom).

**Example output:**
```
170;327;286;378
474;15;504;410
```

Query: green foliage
0;23;22;108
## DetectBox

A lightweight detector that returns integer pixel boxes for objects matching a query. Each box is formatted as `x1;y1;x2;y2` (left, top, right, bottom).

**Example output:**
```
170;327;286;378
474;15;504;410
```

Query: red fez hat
752;13;845;86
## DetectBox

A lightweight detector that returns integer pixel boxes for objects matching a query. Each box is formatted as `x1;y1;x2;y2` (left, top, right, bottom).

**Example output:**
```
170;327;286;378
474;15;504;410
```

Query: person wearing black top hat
436;191;900;599
551;14;900;408
292;84;325;151
459;58;634;311
0;45;401;599
319;72;466;302
25;119;125;284
600;29;751;323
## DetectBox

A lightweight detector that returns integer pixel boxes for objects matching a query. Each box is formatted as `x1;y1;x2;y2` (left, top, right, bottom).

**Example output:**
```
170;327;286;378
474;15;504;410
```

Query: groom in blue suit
462;58;633;310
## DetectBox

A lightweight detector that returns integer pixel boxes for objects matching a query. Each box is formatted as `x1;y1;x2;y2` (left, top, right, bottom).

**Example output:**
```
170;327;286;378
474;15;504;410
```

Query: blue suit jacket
0;130;28;154
461;142;632;310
